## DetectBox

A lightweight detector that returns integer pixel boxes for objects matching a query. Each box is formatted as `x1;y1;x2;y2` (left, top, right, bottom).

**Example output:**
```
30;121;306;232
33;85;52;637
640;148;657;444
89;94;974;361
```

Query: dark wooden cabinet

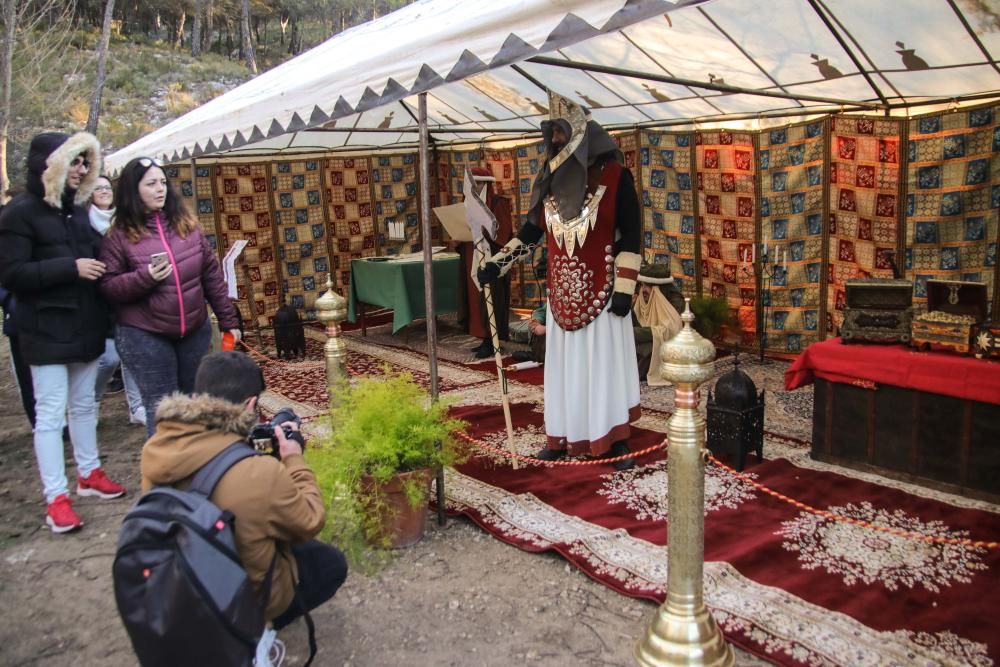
811;378;1000;502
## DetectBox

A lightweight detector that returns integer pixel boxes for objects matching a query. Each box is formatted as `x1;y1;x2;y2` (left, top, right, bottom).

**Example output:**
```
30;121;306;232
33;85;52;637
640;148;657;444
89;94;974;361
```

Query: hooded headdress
525;90;622;228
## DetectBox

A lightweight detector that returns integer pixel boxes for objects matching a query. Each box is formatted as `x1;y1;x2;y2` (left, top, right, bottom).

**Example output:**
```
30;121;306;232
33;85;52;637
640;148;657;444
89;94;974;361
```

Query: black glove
610;292;632;317
477;261;500;287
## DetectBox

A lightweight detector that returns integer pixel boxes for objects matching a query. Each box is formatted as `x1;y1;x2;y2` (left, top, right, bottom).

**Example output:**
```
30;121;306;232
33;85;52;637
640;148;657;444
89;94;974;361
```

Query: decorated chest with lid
841;279;913;344
911;280;987;354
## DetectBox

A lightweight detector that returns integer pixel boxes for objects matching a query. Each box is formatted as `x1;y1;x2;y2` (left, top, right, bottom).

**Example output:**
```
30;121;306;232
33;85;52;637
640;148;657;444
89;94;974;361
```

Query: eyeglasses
137;157;164;168
93;185;113;192
70;156;90;169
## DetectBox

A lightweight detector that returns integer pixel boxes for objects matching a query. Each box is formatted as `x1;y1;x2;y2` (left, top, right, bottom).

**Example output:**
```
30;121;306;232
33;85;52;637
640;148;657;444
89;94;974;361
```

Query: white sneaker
129;408;147;426
254;627;285;667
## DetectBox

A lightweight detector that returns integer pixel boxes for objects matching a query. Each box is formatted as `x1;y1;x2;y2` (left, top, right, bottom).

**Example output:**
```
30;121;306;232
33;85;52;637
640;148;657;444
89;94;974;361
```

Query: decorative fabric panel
696;131;756;316
827;117;902;330
371;154;422;255
324;157;376;294
906;105;998;311
271;159;330;319
759;122;826;353
170;164;219;253
639;130;696;298
484;149;518;200
514;141;547;308
215;163;280;328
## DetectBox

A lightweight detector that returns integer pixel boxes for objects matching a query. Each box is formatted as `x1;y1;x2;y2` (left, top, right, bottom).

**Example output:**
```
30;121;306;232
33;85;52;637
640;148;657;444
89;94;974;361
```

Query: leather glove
477;261;501;287
610;292;632;317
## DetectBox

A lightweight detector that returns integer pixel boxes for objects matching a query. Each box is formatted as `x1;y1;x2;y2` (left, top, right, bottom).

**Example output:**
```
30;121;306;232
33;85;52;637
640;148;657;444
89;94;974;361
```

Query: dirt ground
0;341;765;667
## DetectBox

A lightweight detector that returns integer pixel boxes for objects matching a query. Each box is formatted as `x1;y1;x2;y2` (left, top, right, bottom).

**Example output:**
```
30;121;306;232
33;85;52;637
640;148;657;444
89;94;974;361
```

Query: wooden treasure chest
911;280;987;354
841;278;913;344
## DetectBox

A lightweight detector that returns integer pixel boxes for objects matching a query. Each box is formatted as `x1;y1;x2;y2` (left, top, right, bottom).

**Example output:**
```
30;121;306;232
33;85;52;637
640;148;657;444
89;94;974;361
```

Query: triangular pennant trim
489;33;538;68
446;49;488;82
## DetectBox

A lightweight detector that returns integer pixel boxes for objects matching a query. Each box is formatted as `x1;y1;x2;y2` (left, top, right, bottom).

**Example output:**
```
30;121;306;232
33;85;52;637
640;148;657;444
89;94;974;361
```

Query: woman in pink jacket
99;157;241;436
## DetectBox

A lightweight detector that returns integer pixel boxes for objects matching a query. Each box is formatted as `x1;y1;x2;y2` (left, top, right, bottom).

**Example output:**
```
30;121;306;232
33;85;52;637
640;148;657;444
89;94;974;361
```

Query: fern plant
306;369;468;572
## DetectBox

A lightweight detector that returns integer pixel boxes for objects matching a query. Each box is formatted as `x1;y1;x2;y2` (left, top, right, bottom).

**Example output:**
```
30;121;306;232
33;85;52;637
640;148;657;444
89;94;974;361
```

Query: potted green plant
307;369;468;572
689;296;731;340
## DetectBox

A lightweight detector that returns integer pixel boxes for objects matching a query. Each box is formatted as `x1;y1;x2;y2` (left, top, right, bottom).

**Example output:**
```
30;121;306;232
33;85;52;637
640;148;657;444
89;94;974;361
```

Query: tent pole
418;92;447;526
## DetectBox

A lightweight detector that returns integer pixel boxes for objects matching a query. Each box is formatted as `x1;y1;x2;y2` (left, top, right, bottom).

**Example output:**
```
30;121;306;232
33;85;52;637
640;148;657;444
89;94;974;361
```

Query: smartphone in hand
150;252;168;268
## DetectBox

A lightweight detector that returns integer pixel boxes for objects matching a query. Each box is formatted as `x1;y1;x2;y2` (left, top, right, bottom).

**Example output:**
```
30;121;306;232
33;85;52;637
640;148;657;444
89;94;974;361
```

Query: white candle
783;248;788;270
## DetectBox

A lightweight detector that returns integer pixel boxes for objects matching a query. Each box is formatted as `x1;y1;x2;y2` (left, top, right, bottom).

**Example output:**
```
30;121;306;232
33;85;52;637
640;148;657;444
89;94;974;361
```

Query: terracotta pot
360;468;432;549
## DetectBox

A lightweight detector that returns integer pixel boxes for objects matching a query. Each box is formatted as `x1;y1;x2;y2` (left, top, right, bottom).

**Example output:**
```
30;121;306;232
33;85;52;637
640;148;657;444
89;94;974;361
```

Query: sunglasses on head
137;157;164;168
70;155;90;168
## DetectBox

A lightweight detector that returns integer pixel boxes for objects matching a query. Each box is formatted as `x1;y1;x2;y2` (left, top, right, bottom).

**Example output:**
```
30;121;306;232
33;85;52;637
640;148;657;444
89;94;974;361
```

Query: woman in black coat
0;131;126;533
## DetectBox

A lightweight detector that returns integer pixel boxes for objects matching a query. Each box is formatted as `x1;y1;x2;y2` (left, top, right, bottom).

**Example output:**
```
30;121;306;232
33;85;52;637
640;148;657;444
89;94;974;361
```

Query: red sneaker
77;468;126;499
46;494;83;533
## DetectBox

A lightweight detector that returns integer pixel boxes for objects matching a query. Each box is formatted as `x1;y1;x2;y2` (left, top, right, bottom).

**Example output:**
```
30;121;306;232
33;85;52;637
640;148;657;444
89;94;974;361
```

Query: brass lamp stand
315;274;348;398
636;298;734;667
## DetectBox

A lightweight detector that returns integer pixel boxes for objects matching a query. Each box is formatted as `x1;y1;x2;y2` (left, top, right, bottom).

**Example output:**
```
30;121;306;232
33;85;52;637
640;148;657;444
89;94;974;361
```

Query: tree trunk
191;0;202;56
85;0;116;136
174;10;186;50
240;0;256;73
288;17;298;55
0;0;15;202
204;0;214;53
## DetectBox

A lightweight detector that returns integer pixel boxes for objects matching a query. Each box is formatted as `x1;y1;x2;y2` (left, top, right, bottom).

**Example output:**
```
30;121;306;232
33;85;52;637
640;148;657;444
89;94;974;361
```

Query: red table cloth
785;337;1000;406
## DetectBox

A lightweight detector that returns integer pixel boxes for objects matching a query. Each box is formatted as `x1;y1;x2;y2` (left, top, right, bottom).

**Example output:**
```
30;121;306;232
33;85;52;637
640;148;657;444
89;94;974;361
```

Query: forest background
0;0;417;201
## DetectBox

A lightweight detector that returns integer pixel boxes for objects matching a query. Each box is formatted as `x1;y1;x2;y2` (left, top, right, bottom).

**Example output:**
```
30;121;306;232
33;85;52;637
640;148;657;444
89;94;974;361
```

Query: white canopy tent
106;0;1000;172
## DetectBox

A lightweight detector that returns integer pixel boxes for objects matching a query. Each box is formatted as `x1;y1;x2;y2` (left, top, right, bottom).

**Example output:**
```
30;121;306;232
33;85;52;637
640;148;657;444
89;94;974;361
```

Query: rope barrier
452;431;999;549
706;454;999;550
455;430;664;466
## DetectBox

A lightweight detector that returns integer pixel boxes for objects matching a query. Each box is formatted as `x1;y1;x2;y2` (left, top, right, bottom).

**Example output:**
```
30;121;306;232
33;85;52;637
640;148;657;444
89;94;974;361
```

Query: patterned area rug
258;329;1000;666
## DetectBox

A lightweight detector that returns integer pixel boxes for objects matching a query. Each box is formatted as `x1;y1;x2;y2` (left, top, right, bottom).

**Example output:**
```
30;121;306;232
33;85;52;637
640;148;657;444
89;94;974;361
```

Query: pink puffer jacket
99;213;239;339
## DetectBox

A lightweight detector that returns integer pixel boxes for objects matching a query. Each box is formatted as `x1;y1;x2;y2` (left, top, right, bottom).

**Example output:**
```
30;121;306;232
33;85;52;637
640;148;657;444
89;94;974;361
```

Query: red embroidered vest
545;161;622;331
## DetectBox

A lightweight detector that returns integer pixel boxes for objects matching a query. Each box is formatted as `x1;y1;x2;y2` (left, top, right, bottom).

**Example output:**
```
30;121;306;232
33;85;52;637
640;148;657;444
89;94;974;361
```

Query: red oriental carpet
263;328;1000;666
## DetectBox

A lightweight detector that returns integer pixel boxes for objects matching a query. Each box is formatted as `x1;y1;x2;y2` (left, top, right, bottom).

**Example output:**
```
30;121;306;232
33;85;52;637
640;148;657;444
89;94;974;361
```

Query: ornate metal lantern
706;356;764;471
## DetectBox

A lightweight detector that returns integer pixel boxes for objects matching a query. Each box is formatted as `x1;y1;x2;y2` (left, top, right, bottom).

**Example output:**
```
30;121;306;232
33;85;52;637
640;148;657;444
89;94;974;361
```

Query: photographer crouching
139;351;346;661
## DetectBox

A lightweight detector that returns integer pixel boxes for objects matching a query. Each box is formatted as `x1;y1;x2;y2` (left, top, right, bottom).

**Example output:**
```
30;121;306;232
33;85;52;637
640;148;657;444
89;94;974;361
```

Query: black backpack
113;442;272;667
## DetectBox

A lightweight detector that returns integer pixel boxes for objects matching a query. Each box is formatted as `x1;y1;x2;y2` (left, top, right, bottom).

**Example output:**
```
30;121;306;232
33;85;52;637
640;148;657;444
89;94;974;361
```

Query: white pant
31;361;102;502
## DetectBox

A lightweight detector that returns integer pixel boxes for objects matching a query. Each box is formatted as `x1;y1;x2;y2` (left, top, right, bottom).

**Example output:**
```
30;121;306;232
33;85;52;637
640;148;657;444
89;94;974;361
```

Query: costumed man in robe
463;167;513;358
478;91;642;471
632;263;683;385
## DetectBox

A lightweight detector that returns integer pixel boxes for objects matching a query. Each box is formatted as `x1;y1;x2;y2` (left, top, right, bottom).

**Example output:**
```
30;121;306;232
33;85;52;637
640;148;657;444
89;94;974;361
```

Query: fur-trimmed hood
142;392;259;487
25;131;102;209
155;392;258;435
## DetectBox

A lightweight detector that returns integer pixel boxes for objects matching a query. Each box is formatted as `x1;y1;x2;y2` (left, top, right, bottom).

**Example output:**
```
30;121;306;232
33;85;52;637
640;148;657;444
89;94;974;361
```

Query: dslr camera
248;407;304;457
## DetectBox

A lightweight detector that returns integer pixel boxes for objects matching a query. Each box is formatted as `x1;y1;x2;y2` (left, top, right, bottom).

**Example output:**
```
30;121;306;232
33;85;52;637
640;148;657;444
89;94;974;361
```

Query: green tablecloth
347;254;461;333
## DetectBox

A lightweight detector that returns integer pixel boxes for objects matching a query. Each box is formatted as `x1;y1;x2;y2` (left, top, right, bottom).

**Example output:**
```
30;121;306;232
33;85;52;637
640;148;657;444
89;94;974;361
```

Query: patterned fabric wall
171;164;220;252
371;154;422;255
906;105;998;311
513;141;547;308
639;130;696;297
827;117;902;330
484;149;518;200
215;163;281;327
324;157;377;294
758;122;826;353
696;131;756;316
271;159;330;319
